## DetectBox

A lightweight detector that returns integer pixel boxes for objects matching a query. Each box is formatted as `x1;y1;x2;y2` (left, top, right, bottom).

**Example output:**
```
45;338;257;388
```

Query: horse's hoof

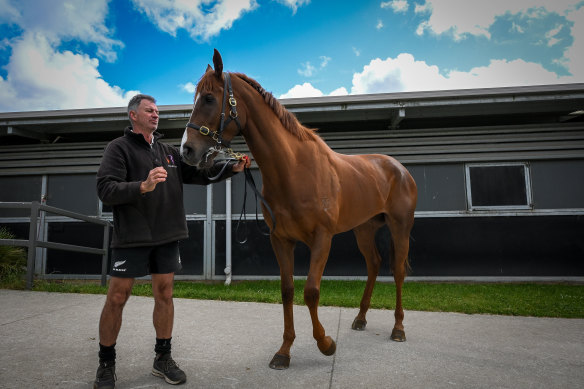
319;337;337;356
269;353;290;370
390;328;406;342
351;318;367;331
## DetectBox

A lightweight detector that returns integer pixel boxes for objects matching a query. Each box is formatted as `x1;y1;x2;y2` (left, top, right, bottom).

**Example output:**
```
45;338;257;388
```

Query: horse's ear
206;64;213;73
213;49;223;78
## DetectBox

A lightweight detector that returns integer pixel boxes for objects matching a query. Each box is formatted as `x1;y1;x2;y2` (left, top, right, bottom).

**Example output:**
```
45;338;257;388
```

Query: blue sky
0;0;583;112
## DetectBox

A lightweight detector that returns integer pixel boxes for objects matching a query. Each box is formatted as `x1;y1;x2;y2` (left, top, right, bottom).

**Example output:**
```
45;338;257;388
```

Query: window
465;163;532;210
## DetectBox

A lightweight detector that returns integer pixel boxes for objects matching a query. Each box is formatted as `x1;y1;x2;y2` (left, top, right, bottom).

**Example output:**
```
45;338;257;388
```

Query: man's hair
127;94;156;123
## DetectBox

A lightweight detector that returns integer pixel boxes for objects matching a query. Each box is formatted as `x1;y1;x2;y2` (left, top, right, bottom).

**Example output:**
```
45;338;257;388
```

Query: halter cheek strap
185;72;276;235
186;73;242;148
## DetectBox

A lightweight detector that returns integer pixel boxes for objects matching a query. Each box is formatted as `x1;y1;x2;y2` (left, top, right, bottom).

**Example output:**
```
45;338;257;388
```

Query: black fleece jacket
97;127;236;248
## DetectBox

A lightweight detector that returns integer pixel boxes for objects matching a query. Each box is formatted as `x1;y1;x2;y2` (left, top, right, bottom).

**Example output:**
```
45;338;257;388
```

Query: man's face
131;99;159;132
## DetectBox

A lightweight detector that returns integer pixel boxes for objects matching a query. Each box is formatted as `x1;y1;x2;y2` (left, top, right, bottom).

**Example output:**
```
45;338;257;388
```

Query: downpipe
225;178;232;285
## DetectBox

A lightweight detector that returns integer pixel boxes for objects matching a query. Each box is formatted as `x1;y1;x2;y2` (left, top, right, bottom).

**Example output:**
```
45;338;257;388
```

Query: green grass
5;278;583;318
0;227;27;288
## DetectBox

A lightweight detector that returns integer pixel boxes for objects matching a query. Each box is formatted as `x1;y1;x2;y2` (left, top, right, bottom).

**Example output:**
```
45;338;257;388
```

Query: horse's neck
243;119;317;185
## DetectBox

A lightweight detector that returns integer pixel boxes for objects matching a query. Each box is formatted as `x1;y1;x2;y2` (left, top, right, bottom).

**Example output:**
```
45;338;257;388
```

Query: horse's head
180;49;244;168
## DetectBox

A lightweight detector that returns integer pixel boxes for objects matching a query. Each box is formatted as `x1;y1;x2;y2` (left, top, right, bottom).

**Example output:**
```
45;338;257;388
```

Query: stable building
1;83;583;281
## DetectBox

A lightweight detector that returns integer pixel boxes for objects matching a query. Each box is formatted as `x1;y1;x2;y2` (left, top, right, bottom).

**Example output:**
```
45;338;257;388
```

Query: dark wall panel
531;160;584;209
183;184;207;214
409;216;584;276
47;174;98;215
46;221;205;276
46;222;105;274
215;220;278;276
215;216;584;278
406;164;466;211
0;176;42;217
177;221;204;275
229;169;263;215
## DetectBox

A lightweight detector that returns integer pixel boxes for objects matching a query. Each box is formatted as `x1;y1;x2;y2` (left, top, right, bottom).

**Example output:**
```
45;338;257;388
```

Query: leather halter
185;72;277;235
185;72;242;147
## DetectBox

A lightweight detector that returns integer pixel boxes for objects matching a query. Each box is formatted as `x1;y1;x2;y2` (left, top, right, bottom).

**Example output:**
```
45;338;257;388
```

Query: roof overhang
1;83;583;144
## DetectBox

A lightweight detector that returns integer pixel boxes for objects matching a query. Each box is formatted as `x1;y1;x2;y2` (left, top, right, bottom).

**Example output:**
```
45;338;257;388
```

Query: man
94;94;249;388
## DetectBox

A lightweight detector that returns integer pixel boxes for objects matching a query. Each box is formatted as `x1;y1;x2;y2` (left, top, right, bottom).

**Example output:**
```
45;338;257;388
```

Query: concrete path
1;289;583;388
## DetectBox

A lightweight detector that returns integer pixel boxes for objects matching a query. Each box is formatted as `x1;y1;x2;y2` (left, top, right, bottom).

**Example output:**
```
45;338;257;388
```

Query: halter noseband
185;72;242;148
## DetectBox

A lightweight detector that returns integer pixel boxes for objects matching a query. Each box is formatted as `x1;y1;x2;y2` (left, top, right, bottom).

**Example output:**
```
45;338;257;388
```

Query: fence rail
0;201;110;289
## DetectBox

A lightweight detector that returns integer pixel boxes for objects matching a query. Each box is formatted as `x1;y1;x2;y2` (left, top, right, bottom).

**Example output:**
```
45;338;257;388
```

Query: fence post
26;201;39;290
101;224;110;287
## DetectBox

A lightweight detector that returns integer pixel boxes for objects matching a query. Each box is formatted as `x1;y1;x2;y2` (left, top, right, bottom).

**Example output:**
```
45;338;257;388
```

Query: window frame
465;162;533;211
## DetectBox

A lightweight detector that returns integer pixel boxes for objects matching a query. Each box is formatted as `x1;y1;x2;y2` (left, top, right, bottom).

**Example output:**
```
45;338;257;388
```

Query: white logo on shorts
113;260;127;272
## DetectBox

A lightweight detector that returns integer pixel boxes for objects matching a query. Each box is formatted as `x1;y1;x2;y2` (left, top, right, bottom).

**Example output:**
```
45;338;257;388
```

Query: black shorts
109;241;182;278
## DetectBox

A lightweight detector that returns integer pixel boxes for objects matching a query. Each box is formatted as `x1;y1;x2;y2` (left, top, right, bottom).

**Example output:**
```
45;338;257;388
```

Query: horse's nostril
182;145;193;158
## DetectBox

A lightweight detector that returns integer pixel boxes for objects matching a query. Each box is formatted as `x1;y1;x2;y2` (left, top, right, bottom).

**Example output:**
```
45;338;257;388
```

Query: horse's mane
197;71;318;142
234;73;320;142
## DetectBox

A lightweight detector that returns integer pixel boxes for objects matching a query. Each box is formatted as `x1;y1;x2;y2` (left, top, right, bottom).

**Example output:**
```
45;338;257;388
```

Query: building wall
1;123;584;279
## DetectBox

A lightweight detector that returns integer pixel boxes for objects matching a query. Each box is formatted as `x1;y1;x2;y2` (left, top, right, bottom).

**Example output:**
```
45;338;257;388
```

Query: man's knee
152;273;174;302
106;278;134;307
154;283;173;303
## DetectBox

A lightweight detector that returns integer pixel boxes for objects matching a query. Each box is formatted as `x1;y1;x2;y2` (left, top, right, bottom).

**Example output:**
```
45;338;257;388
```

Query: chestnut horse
181;50;417;370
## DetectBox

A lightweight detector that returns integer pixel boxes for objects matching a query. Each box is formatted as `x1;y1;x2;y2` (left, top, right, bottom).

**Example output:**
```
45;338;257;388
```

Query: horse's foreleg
305;233;336;356
351;222;383;331
269;235;296;370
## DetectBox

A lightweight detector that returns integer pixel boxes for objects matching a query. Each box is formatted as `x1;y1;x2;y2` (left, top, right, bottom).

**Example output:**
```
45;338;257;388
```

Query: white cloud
415;0;582;41
274;0;311;14
329;87;349;96
381;1;409;13
413;1;584;80
1;0;122;62
564;5;584;77
511;22;524;34
181;82;197;94
545;25;563;47
131;0;259;40
446;58;567;89
0;0;20;22
352;47;361;56
298;61;316;77
351;54;447;94
0;0;136;111
279;82;323;98
349;53;580;95
376;20;384;30
297;56;330;77
0;33;137;112
279;83;350;98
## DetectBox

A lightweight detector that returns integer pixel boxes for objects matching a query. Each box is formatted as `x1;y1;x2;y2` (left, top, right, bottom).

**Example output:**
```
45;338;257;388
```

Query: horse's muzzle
182;144;219;169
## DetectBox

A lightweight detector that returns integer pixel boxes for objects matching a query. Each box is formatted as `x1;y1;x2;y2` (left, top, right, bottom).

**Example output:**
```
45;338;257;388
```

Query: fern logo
113;260;126;268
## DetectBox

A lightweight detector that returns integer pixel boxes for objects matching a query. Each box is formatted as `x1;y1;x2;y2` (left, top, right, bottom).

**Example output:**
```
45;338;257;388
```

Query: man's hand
232;155;251;172
140;167;167;193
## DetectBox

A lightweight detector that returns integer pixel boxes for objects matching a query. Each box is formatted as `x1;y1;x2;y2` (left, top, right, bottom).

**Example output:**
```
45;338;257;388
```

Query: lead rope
235;167;275;243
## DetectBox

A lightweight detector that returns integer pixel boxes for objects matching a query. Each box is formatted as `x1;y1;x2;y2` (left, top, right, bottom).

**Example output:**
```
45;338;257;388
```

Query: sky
0;0;583;113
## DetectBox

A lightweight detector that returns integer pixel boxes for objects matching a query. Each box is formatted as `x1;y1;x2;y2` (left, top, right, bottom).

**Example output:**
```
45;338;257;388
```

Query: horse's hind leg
305;231;336;356
386;213;414;342
351;220;383;331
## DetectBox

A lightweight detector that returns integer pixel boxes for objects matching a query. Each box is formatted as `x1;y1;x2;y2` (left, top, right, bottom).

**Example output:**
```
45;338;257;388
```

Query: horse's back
335;152;414;192
329;152;416;230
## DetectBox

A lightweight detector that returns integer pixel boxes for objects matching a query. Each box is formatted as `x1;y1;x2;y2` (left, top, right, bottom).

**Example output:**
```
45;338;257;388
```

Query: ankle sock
99;343;116;363
155;337;172;356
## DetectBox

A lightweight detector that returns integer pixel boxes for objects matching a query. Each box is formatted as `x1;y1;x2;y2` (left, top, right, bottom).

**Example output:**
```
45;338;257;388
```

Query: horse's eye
205;94;215;103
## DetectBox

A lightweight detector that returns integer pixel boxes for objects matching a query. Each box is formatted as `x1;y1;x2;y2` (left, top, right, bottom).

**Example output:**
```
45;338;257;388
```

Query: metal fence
0;201;110;289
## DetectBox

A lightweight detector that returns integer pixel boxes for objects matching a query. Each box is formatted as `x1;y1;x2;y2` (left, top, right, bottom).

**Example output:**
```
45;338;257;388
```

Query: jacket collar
124;126;163;146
